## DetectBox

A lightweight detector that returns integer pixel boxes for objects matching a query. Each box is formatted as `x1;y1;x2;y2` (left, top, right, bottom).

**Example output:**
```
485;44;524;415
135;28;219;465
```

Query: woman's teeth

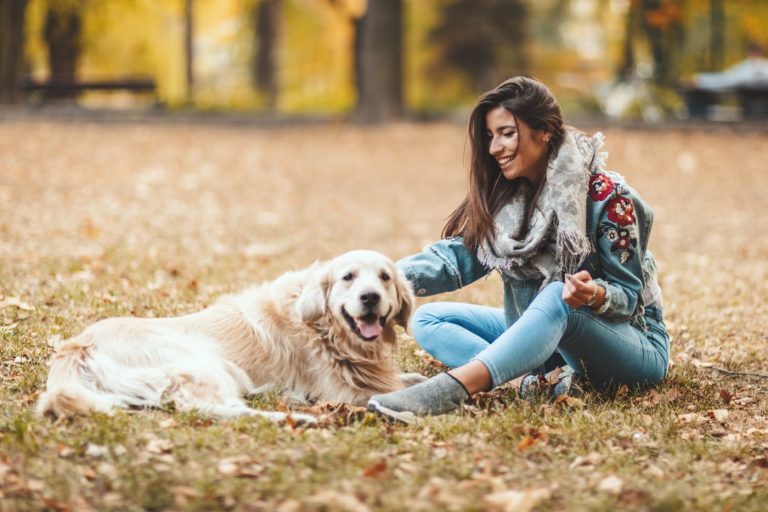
498;155;515;167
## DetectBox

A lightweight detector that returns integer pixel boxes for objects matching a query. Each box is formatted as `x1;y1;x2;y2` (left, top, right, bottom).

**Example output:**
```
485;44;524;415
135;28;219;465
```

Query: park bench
19;77;158;104
681;84;768;119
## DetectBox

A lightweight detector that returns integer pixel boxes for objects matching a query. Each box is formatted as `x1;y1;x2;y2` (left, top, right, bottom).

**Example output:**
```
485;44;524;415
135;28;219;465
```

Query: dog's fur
37;250;418;423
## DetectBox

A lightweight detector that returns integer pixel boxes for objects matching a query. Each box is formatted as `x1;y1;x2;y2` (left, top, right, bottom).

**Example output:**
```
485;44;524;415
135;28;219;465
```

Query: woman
367;77;669;422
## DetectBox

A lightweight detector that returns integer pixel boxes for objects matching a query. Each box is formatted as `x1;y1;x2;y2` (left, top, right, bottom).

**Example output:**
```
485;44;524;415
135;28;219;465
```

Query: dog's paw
399;372;428;387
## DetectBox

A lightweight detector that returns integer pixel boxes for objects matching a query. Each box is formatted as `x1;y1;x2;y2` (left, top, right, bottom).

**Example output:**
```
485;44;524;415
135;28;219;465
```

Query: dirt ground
0;120;766;511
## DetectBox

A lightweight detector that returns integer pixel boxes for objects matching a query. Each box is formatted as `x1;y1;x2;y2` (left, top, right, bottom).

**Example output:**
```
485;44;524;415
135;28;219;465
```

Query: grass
0;120;766;511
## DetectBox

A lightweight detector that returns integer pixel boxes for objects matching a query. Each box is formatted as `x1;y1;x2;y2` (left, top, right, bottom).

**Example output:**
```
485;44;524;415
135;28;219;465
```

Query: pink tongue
357;320;382;338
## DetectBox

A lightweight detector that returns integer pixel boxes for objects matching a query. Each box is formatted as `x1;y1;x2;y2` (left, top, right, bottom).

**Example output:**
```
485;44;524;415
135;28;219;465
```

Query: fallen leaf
707;409;729;423
570;452;603;469
305;490;371;512
26;478;44;492
145;438;173;454
517;435;536;451
0;297;34;311
596;475;623;495
554;395;585;408
84;443;108;458
483;487;551;512
645;464;665;479
719;389;733;404
676;412;706;425
362;460;388;478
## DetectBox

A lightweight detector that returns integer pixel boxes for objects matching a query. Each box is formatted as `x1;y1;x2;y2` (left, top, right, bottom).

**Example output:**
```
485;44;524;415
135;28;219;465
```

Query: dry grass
0;119;766;511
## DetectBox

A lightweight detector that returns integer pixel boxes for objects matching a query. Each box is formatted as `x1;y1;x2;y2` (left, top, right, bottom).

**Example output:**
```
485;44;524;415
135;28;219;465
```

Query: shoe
367;372;470;423
519;365;579;402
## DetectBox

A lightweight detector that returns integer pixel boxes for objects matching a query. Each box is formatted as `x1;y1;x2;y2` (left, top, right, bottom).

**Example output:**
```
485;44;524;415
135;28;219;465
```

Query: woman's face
485;105;550;185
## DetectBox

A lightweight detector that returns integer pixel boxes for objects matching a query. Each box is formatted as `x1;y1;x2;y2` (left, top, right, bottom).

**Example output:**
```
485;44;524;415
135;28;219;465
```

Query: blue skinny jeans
412;282;669;389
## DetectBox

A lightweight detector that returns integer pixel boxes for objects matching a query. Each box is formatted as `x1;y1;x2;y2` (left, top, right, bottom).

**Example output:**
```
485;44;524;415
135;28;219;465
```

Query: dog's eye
343;273;355;281
380;272;391;282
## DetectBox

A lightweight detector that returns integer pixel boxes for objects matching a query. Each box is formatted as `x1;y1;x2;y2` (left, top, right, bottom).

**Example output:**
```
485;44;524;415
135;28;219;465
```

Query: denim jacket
397;171;662;330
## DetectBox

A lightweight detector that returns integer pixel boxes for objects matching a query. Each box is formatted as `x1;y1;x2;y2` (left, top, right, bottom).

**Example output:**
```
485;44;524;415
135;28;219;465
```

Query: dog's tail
36;337;169;417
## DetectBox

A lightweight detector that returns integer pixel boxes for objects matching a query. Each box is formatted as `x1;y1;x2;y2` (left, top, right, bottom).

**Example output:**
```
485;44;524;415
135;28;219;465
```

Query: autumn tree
620;0;684;86
355;0;403;122
252;0;281;110
429;0;528;92
43;0;85;99
0;0;29;104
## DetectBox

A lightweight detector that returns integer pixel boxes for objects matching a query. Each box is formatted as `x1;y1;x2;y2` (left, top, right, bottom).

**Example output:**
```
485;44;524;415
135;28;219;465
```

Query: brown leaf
554;395;585;408
360;460;388;479
516;435;536;451
719;389;734;404
707;409;729;423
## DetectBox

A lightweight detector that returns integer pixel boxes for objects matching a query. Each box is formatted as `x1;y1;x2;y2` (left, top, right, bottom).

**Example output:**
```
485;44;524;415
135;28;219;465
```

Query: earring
544;136;551;143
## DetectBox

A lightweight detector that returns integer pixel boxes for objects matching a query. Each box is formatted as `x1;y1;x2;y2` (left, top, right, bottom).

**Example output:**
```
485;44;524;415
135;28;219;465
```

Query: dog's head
295;250;413;342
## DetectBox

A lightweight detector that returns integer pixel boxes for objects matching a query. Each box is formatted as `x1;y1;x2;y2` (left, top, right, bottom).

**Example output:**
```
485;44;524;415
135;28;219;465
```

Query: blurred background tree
0;0;29;103
1;0;766;117
428;0;528;93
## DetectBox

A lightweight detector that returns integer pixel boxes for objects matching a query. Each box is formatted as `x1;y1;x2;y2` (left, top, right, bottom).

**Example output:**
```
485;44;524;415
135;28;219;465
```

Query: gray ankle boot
367;373;470;423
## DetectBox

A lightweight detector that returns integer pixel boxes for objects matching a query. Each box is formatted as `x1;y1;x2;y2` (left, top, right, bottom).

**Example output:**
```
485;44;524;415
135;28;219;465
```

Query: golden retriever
37;250;422;424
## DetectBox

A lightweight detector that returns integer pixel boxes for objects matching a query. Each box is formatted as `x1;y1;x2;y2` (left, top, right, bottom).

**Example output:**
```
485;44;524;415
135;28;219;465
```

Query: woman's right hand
563;271;605;309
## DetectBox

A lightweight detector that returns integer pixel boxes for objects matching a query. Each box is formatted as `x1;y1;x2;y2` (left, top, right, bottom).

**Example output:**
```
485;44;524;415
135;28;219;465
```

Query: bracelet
585;285;599;307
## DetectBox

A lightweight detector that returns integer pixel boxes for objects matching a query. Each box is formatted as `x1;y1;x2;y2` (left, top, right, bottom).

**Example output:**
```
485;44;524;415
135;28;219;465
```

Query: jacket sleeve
397;237;490;297
592;194;645;322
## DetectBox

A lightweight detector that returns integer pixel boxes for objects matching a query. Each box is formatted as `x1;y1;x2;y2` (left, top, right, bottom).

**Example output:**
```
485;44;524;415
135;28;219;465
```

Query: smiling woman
368;76;670;422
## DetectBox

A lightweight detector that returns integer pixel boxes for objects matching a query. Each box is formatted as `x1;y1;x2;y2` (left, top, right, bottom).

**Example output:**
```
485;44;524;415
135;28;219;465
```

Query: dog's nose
360;292;381;307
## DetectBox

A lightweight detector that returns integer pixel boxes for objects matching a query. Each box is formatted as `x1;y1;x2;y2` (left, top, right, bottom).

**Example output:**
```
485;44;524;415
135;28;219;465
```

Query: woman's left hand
562;270;604;309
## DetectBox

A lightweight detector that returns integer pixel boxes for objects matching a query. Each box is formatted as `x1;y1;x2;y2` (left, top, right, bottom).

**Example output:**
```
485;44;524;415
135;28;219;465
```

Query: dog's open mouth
342;307;385;341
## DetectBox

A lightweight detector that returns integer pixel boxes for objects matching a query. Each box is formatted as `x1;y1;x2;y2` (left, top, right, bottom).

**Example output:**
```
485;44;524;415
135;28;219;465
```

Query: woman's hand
562;270;605;309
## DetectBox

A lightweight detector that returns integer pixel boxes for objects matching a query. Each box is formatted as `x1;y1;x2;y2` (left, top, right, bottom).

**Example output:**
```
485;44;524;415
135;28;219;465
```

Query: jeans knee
531;281;569;318
411;303;442;348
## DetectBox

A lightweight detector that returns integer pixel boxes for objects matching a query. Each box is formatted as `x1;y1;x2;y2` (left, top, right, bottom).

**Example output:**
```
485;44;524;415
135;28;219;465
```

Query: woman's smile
486;105;549;186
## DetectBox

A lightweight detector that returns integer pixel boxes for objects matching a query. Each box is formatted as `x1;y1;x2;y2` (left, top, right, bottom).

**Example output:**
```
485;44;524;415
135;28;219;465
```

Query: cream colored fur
37;250;417;423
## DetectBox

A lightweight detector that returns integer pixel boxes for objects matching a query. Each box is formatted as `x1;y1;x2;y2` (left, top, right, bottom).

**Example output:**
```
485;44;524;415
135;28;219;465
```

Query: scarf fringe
556;230;593;275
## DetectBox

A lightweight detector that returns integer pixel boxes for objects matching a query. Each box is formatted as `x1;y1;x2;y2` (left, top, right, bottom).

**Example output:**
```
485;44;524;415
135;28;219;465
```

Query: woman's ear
295;262;331;322
393;267;414;331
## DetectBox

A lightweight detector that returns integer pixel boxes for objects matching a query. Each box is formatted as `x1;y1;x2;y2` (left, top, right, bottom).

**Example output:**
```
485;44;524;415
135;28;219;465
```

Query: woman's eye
343;273;355;281
503;131;515;138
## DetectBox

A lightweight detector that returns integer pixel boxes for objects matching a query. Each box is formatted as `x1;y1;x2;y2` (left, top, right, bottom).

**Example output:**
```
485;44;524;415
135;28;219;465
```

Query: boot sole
367;399;420;425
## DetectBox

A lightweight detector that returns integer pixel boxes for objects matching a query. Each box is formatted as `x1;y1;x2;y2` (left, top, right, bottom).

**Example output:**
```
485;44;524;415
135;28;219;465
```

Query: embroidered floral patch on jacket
606;196;636;226
592;172;639;265
589;173;615;201
599;222;638;264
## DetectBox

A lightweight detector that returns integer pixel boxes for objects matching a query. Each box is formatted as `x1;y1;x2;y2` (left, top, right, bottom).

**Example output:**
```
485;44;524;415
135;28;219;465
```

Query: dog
37;250;424;424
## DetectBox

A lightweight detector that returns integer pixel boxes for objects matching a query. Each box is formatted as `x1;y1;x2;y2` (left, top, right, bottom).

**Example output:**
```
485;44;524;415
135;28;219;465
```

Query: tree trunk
184;0;194;104
43;3;82;100
355;0;403;122
0;0;29;104
253;0;281;110
709;0;725;71
618;0;638;80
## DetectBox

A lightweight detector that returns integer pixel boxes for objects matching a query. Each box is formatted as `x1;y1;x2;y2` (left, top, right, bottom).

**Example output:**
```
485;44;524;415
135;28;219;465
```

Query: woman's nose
489;136;501;156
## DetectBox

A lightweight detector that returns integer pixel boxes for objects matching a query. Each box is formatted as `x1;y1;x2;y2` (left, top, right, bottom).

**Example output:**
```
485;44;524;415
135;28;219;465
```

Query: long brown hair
442;77;565;250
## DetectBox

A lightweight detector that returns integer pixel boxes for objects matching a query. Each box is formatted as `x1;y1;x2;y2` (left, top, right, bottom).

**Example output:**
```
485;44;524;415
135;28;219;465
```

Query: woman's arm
397;237;490;297
588;191;646;321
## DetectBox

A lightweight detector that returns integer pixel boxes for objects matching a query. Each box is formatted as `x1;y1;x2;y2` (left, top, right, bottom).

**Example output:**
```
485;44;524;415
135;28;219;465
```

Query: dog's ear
393;267;414;331
295;262;331;322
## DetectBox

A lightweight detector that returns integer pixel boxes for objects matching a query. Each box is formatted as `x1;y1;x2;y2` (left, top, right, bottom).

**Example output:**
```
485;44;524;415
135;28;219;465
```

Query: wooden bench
20;77;158;103
681;84;768;119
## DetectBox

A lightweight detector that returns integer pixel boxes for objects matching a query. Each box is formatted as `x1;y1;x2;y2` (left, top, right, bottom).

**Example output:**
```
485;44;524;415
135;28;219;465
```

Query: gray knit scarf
477;128;608;285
